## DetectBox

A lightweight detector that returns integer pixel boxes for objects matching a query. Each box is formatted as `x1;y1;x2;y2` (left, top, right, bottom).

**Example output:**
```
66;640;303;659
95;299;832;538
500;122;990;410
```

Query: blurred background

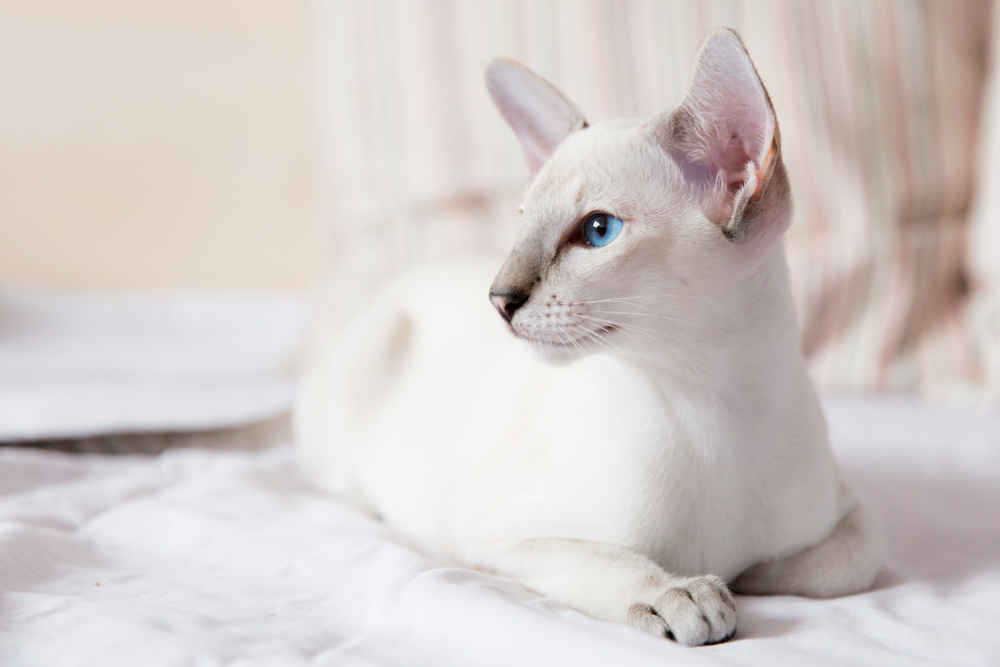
3;0;1000;447
0;0;326;291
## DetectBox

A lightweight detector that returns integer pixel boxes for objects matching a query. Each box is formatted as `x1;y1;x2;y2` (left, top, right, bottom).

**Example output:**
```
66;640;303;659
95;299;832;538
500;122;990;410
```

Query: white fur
295;30;883;646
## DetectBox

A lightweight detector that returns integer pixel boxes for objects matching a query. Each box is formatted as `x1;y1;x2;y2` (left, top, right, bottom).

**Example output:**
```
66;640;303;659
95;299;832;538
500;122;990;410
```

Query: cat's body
298;252;841;578
296;31;883;646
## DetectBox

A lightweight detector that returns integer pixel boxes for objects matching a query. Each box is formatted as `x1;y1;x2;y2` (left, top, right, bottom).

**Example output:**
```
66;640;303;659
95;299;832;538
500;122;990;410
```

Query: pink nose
489;290;528;323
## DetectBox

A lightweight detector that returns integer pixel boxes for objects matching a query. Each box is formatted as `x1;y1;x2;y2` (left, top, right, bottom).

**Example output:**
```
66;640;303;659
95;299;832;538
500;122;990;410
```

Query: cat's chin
520;337;587;366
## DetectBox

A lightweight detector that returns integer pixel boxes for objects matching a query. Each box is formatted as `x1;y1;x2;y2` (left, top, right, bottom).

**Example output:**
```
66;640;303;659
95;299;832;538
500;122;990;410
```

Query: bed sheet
1;395;998;666
0;287;307;441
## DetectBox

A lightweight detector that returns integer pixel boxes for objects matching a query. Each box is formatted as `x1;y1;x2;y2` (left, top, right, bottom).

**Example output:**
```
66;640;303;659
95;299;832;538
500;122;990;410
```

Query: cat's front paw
627;575;736;646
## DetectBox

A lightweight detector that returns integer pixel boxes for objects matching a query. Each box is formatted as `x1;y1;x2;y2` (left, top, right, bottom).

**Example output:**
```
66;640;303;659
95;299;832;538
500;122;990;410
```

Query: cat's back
294;256;555;512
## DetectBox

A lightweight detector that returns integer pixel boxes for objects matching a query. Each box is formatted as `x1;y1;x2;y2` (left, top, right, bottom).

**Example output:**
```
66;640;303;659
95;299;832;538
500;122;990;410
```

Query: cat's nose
489;290;529;323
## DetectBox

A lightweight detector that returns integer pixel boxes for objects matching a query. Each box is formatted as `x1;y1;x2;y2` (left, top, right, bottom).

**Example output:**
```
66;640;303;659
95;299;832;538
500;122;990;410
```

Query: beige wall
0;0;326;291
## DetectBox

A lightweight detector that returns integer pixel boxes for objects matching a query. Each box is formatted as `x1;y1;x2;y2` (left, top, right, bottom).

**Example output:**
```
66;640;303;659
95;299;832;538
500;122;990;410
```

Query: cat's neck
622;246;805;400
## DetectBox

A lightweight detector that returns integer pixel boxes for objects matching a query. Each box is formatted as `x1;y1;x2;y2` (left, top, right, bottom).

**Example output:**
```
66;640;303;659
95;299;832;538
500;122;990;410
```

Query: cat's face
486;30;789;365
490;120;719;363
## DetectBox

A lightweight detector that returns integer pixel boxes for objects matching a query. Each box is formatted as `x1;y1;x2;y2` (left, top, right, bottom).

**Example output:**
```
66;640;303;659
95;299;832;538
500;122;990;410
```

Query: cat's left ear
485;58;588;173
663;29;787;247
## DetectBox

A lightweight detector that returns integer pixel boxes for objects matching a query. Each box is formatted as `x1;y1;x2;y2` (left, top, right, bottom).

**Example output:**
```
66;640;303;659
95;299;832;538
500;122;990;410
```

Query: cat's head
485;29;791;365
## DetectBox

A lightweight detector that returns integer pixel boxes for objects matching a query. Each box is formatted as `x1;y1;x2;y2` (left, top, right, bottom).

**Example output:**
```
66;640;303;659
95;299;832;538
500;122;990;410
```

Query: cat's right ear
485;59;588;173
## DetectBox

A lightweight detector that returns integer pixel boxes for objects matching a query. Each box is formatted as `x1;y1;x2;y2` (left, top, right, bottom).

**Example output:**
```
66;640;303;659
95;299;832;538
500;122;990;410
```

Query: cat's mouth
513;323;616;349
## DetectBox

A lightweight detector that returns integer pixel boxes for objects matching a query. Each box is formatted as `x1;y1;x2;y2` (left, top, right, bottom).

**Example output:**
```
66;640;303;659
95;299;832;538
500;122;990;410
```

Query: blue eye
582;213;624;248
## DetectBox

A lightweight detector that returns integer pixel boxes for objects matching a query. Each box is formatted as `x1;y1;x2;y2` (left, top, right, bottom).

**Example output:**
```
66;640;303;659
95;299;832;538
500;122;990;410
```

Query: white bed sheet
1;395;998;666
0;286;307;441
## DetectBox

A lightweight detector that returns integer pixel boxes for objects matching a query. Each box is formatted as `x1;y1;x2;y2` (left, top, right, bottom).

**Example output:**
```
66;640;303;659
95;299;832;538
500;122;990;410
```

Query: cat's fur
295;30;883;646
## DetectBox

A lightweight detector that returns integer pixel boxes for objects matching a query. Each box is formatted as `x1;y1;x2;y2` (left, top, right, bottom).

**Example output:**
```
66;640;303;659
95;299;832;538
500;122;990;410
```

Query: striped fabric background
310;0;992;398
967;2;1000;405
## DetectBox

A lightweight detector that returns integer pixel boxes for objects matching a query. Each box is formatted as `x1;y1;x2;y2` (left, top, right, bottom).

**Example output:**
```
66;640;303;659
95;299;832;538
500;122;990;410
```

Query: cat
295;29;884;646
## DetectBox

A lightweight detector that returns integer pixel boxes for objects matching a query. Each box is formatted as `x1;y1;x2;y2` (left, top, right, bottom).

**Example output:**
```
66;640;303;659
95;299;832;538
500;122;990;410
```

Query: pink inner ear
494;97;568;173
668;31;775;217
716;132;755;194
485;59;586;173
673;120;763;200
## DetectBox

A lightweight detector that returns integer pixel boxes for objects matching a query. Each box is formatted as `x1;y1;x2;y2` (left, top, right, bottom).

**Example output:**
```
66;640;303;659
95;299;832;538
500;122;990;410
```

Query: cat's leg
472;539;737;646
731;502;884;597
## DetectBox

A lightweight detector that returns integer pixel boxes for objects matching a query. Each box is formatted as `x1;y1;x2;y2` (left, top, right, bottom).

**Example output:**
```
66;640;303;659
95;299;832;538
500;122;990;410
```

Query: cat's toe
653;575;737;646
626;603;670;638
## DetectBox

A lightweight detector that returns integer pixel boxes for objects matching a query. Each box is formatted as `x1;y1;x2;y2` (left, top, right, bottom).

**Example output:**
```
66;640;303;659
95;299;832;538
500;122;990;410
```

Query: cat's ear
485;58;588;172
664;29;786;246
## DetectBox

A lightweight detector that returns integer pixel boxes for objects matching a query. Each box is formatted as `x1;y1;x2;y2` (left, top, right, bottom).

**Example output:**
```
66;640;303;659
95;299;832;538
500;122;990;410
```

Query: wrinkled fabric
1;395;998;666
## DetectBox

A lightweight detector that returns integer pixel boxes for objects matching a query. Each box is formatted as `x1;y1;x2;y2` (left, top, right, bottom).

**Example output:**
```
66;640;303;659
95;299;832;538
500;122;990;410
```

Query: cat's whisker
566;325;637;371
567;322;668;379
580;313;691;340
586;329;631;359
573;314;704;376
564;331;601;380
565;322;617;354
563;323;642;381
573;295;727;325
575;293;714;305
571;296;721;333
560;325;586;354
575;316;659;356
575;314;699;351
576;294;698;302
589;310;736;340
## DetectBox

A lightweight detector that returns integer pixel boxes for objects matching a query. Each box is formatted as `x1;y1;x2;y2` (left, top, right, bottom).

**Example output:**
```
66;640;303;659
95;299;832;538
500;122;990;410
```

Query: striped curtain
311;0;992;398
967;3;1000;405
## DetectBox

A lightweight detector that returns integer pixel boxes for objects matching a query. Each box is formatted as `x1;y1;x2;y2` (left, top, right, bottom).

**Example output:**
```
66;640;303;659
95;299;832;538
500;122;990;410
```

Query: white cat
295;30;884;646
